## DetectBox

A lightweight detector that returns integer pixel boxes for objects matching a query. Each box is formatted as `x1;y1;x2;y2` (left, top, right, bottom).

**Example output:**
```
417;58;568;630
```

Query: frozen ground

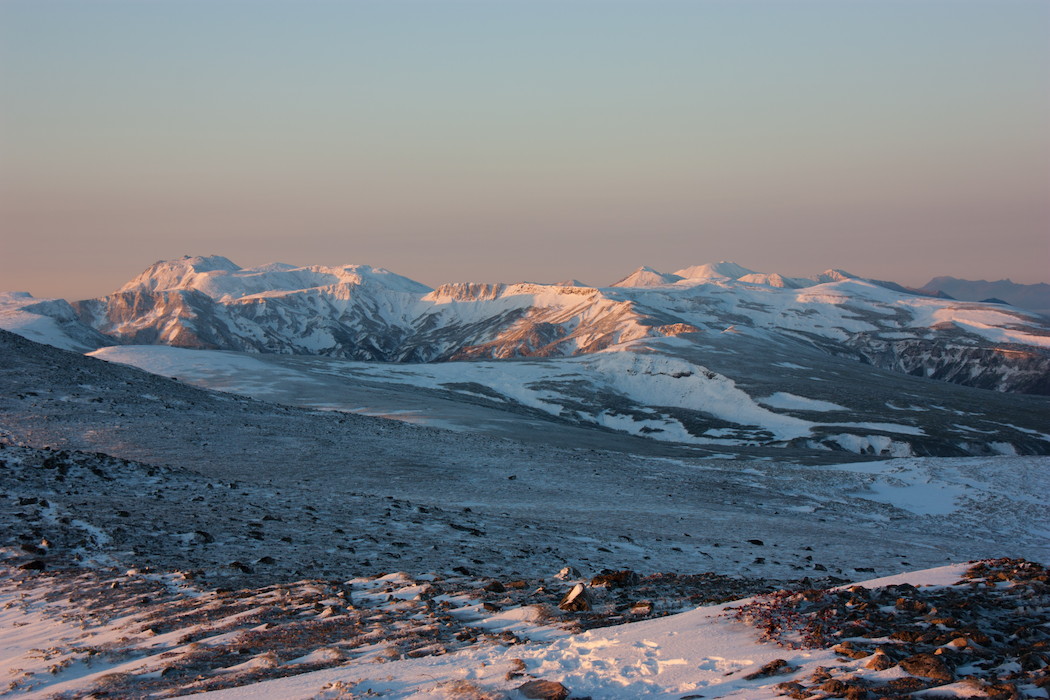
3;330;1048;585
1;557;1046;699
1;329;1048;697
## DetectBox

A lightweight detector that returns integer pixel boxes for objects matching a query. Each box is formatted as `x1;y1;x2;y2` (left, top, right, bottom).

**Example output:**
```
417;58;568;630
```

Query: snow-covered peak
673;261;755;281
610;266;684;288
737;272;815;289
815;269;859;284
114;257;430;301
117;255;242;295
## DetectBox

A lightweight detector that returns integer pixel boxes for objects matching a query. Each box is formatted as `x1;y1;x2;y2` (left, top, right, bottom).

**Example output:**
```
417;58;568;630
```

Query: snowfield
89;337;1050;458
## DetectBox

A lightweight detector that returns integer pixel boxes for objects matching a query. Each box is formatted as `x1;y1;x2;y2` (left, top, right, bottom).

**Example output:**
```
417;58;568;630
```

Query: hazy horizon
2;0;1048;299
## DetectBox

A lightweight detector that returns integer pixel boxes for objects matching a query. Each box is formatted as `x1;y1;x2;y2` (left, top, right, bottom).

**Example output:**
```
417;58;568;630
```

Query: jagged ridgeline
15;255;1050;394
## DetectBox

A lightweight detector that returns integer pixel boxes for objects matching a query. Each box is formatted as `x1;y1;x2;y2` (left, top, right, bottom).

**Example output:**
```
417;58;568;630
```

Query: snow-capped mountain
4;255;1050;396
611;265;684;287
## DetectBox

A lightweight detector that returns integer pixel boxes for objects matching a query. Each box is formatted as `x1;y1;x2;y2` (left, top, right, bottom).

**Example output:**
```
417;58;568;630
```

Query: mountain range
2;255;1049;458
5;255;1049;389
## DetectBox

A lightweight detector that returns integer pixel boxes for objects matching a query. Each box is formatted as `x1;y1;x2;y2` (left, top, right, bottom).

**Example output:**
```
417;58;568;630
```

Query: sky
1;0;1048;299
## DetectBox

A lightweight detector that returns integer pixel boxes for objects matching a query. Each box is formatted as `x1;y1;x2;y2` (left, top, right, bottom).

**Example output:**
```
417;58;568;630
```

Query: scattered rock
832;642;869;660
590;570;638;588
516;679;569;700
899;652;953;682
630;600;654;616
864;650;896;671
505;657;526;681
558;583;591;612
820;679;850;695
773;681;807;699
743;658;794;680
554;566;580;580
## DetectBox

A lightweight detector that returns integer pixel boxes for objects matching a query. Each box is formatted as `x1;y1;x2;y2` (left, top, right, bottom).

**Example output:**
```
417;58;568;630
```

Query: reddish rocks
727;558;1049;699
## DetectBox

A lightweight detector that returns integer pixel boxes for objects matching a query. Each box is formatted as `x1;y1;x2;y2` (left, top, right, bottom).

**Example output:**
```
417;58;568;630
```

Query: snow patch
757;392;845;412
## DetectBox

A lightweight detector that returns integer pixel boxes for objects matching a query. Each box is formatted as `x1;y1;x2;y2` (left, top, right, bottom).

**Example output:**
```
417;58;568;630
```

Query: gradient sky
2;0;1048;299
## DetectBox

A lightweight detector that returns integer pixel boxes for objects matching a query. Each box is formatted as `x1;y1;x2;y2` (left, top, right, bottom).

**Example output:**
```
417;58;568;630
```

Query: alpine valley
1;256;1048;699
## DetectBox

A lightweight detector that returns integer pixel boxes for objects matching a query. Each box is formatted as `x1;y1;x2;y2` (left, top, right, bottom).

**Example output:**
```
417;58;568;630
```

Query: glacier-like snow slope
5;255;1048;394
91;331;1050;457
